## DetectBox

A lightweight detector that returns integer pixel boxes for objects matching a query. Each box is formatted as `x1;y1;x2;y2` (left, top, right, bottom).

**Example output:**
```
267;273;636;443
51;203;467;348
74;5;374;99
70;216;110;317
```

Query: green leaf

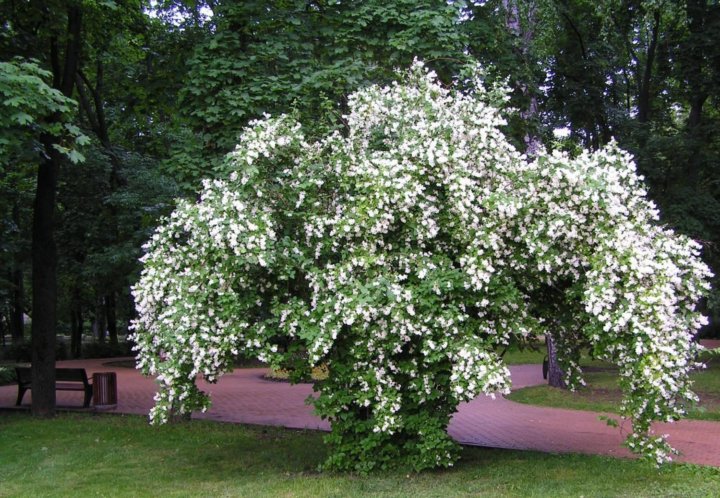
12;112;34;125
67;149;85;164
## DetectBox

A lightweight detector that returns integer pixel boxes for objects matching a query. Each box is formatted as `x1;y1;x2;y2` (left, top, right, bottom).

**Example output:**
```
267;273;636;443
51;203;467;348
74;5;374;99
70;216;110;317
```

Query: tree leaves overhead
174;0;471;185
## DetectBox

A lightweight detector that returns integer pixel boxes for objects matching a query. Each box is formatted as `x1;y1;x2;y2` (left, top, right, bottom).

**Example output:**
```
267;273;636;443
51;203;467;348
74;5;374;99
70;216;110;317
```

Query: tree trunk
29;5;83;416
502;0;541;155
93;297;107;344
106;293;118;346
0;308;6;347
683;0;709;188
637;11;660;124
70;288;83;358
31;144;60;417
10;267;24;344
546;334;567;389
10;202;25;344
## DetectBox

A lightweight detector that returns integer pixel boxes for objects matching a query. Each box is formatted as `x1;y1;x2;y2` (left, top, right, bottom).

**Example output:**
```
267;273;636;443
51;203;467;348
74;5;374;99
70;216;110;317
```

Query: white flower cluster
132;62;711;467
131;178;278;423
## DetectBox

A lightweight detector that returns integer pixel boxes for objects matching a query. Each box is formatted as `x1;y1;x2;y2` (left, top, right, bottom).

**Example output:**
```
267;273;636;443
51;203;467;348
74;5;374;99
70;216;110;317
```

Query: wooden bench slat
55;383;87;390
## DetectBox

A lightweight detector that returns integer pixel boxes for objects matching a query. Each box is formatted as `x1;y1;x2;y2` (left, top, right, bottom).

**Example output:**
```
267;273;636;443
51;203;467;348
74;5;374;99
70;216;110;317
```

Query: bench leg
84;388;93;408
16;387;27;406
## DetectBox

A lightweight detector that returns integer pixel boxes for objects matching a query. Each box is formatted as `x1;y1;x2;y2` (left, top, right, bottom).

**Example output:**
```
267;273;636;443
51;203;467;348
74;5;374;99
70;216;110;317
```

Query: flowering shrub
131;63;712;471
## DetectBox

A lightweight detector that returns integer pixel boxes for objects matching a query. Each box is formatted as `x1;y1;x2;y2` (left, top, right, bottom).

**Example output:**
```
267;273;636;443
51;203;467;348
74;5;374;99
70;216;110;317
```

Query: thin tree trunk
94;297;107;344
70;302;77;357
10;269;25;344
106;293;118;346
0;308;6;347
637;11;660;123
70;287;83;358
10;202;25;344
546;334;567;389
10;268;24;344
503;0;541;155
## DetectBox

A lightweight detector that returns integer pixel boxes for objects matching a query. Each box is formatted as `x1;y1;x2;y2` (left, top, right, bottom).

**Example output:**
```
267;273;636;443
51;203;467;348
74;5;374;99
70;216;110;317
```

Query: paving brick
1;354;718;467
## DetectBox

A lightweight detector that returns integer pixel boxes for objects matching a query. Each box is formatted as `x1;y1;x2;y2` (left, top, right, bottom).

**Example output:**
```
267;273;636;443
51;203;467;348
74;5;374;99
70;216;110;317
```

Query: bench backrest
15;367;32;386
56;368;90;384
15;367;89;386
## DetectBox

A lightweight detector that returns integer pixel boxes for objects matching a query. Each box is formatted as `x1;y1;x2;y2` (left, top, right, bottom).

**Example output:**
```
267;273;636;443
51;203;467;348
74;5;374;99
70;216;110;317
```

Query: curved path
2;353;719;467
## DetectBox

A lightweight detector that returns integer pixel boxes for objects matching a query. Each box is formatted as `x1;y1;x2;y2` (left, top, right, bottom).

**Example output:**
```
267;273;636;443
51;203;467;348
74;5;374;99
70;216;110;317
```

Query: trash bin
93;372;118;408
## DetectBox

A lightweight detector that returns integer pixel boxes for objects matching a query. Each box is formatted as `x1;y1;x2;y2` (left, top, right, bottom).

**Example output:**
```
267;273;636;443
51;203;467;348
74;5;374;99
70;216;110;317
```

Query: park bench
15;367;93;408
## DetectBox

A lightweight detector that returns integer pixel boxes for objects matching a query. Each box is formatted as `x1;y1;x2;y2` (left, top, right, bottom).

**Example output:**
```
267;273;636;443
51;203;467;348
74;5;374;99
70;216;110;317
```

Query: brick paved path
2;349;719;467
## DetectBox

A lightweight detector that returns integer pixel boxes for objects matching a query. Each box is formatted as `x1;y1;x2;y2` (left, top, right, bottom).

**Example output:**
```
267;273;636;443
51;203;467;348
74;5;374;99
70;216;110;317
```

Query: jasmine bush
131;63;711;471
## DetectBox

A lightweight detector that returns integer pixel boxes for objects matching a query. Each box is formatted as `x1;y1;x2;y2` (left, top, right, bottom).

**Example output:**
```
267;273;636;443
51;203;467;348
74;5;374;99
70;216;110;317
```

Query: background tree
0;57;87;415
541;0;720;335
1;0;178;414
170;0;471;186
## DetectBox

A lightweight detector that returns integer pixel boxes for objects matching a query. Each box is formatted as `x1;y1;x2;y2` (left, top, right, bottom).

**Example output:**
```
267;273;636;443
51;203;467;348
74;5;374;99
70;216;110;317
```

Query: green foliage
173;0;471;186
133;65;710;470
0;59;87;165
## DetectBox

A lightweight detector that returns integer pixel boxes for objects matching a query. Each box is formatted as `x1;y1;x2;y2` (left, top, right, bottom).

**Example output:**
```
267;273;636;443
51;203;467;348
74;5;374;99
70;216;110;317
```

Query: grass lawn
499;342;547;365
507;353;720;421
1;413;719;497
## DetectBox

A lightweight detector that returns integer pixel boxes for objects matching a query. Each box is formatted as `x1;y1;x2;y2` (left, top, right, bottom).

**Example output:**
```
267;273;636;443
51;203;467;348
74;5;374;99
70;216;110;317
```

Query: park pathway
2;346;719;467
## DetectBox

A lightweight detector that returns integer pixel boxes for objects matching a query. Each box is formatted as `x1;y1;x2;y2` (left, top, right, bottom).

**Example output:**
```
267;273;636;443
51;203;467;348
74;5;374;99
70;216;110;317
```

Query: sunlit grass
265;364;329;382
508;354;720;421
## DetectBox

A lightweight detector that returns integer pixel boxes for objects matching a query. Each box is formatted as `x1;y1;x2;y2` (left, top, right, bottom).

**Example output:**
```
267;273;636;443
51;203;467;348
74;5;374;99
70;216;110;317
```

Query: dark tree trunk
94;297;107;344
0;308;6;347
31;143;60;417
546;334;567;389
106;293;118;346
30;5;83;417
70;287;83;358
10;269;24;344
10;268;25;344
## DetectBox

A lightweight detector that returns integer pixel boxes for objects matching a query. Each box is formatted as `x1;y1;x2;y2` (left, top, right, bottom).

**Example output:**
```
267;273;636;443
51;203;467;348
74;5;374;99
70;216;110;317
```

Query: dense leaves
0;59;87;166
132;65;711;470
173;0;470;186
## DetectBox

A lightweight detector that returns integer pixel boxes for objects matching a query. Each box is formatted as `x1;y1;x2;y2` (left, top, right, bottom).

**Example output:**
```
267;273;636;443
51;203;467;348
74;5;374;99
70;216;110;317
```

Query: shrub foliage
132;64;711;471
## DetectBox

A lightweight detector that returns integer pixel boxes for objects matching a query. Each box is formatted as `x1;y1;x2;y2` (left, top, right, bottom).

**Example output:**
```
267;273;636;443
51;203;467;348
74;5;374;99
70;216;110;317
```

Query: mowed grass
1;413;719;497
508;353;720;421
500;343;547;365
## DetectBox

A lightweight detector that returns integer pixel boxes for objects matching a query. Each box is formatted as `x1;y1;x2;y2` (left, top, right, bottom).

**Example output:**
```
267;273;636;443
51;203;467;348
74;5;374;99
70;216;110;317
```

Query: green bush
131;64;711;470
0;365;17;385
